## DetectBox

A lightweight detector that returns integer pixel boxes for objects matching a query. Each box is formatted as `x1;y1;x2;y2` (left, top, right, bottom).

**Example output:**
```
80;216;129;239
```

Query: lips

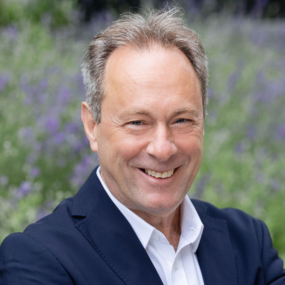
144;169;174;179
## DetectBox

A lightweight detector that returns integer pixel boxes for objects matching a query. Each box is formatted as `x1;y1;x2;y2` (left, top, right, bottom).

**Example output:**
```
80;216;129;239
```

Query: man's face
85;45;204;217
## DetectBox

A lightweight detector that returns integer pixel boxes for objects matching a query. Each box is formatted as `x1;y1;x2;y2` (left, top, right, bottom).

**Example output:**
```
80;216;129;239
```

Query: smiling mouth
142;168;176;179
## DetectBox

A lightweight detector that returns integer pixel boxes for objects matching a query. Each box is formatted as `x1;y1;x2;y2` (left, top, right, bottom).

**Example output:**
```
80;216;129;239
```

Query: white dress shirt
97;167;205;285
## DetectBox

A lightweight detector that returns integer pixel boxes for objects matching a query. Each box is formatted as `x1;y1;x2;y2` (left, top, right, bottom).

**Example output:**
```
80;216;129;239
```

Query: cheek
177;134;203;154
99;136;143;167
115;134;148;157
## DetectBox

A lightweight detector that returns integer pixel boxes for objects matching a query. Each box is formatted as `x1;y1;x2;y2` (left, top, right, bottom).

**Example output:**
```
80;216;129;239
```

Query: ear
81;102;98;152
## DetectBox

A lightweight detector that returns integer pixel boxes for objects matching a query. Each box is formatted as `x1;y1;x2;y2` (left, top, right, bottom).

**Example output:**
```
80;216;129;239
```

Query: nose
146;126;178;161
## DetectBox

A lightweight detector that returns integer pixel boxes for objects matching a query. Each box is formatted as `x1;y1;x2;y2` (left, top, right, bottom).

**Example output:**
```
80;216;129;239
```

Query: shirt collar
96;166;203;252
180;195;204;252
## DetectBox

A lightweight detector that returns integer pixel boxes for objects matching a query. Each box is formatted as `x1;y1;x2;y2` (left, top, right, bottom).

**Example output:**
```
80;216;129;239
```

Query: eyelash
128;118;192;126
176;118;189;124
130;121;143;125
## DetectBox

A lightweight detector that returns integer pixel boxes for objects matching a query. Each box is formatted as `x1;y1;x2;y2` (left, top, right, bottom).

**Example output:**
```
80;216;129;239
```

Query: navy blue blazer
0;167;284;284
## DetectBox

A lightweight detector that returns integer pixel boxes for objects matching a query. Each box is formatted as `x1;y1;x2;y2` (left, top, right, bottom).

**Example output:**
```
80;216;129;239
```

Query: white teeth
162;172;167;178
144;169;175;179
156;172;162;178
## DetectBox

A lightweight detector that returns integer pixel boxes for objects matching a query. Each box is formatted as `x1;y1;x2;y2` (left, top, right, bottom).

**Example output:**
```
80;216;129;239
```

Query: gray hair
82;7;208;123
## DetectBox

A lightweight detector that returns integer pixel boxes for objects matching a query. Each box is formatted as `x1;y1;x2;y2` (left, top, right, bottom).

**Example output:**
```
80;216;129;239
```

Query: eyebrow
127;110;150;116
126;107;199;118
173;108;199;117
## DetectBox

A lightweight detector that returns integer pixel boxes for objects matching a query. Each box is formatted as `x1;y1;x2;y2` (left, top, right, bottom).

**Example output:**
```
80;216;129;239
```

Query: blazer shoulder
192;199;285;283
191;198;270;246
0;232;73;284
191;198;260;227
3;196;84;260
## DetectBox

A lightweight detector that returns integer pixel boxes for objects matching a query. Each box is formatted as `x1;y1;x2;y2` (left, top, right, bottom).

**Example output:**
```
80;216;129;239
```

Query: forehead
105;44;199;88
103;45;202;116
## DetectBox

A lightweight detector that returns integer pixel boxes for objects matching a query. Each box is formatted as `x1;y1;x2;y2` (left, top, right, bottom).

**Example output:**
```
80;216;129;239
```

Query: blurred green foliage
0;0;76;27
0;20;88;238
0;2;284;262
190;17;285;260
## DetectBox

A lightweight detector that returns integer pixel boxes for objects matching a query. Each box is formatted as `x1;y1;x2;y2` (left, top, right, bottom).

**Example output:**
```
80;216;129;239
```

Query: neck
132;206;181;251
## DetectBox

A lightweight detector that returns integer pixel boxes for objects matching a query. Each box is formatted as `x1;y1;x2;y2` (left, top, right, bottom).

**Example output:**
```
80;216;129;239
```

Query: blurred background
0;0;284;259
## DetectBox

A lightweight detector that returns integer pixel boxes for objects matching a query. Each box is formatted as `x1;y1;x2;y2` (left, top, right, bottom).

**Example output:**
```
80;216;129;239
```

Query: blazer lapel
193;200;238;285
72;169;163;285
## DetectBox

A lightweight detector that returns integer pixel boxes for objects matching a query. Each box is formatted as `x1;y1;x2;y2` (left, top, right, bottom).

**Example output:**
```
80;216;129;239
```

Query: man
0;7;284;285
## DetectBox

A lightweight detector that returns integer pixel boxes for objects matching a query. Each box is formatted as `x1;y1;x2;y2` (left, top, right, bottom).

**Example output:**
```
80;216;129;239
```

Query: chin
142;198;181;215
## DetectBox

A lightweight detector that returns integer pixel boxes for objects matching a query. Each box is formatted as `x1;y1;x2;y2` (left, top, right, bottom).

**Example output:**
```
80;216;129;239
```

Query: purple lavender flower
276;122;285;141
58;87;71;104
38;79;48;91
4;25;18;40
246;125;256;140
53;132;65;144
30;167;40;178
252;71;284;103
235;141;245;155
267;80;285;99
251;30;266;46
0;74;10;92
45;117;59;134
71;154;98;187
227;60;244;94
65;123;79;133
73;135;90;152
17;181;32;196
20;77;49;105
18;127;35;146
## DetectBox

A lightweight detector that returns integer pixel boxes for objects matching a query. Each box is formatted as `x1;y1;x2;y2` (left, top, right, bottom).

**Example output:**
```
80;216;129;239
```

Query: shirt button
173;263;179;271
154;234;160;240
189;227;194;231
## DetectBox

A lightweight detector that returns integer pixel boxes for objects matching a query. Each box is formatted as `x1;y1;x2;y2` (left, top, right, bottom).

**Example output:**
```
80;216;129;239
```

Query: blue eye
131;121;143;125
176;119;187;123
